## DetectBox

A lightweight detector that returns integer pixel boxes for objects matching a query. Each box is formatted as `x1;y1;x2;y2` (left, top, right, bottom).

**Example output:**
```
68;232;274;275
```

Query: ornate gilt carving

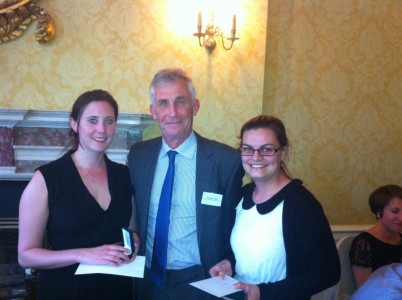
0;0;55;44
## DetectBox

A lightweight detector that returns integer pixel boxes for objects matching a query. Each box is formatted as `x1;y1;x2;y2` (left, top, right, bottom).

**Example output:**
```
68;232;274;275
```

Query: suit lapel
143;139;161;201
194;133;214;246
139;138;162;251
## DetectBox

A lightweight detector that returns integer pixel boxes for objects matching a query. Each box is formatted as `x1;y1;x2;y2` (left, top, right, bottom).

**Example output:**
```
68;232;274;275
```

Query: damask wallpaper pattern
1;0;401;225
265;0;402;224
0;0;265;148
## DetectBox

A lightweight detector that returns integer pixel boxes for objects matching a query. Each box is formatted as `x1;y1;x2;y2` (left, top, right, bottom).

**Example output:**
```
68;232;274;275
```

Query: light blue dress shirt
146;132;201;269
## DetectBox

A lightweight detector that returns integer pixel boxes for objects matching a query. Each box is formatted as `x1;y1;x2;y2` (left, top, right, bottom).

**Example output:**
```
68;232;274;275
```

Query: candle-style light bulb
198;11;202;28
232;15;236;31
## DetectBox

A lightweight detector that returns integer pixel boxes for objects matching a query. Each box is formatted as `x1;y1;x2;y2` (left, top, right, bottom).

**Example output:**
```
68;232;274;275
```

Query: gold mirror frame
0;0;55;44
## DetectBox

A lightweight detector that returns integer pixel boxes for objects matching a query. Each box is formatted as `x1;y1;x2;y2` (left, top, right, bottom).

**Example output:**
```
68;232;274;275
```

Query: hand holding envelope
75;255;145;278
75;228;144;278
190;275;244;298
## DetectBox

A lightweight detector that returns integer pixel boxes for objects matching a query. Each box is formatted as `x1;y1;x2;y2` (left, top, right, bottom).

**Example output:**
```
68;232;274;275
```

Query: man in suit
127;68;244;299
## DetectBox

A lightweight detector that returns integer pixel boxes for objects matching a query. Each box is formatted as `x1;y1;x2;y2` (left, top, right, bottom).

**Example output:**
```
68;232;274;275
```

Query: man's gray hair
149;68;196;104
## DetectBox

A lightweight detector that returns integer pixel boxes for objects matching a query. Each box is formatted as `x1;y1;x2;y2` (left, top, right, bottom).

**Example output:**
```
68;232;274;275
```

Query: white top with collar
231;198;287;284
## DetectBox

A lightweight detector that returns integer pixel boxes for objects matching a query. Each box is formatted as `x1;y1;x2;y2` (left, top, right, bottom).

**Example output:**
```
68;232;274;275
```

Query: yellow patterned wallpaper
1;0;401;225
0;0;265;146
265;0;402;224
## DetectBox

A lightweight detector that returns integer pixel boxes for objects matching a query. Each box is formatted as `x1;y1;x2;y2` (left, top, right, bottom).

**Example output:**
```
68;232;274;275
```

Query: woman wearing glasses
210;115;340;300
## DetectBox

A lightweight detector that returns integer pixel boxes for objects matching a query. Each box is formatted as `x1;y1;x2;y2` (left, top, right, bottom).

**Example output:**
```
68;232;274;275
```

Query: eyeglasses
239;146;280;157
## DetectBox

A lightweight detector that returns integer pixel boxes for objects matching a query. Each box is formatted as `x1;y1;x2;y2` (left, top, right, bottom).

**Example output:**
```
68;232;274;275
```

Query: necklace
85;170;97;184
71;153;104;185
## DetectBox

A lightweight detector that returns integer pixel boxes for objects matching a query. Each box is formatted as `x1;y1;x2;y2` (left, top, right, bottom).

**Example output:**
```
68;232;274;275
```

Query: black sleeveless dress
35;151;134;300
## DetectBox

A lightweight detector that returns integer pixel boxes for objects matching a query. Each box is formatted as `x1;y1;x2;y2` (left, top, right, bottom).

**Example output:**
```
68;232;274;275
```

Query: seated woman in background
18;90;139;300
349;184;402;288
209;115;340;300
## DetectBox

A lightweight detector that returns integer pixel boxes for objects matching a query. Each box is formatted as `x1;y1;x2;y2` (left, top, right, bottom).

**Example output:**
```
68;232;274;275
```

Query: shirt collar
160;131;197;159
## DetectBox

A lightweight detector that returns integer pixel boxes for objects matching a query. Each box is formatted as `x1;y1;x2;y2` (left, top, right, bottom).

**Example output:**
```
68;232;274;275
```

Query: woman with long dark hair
18;90;138;299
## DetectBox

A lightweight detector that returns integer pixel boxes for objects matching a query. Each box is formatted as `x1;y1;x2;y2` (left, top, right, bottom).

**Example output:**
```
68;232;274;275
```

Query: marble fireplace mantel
0;108;155;180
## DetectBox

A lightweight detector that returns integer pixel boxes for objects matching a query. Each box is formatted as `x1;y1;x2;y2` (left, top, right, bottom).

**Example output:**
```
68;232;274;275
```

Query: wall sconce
193;11;239;54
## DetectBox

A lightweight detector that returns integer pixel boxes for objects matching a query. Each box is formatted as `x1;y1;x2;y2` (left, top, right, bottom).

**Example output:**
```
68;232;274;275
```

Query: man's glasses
239;146;280;157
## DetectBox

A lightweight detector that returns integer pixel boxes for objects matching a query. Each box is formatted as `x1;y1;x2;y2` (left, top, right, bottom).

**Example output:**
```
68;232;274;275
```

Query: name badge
201;192;223;207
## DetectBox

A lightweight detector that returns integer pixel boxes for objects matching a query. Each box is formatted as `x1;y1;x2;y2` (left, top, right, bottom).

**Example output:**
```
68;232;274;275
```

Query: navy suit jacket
127;132;244;276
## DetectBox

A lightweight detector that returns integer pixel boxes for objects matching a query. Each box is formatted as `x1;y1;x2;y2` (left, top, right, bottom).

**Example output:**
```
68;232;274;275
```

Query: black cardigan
240;179;340;299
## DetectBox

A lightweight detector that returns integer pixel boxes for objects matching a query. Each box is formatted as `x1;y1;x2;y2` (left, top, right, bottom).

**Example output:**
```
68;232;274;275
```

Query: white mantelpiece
0;109;28;128
0;109;155;180
1;109;153;129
